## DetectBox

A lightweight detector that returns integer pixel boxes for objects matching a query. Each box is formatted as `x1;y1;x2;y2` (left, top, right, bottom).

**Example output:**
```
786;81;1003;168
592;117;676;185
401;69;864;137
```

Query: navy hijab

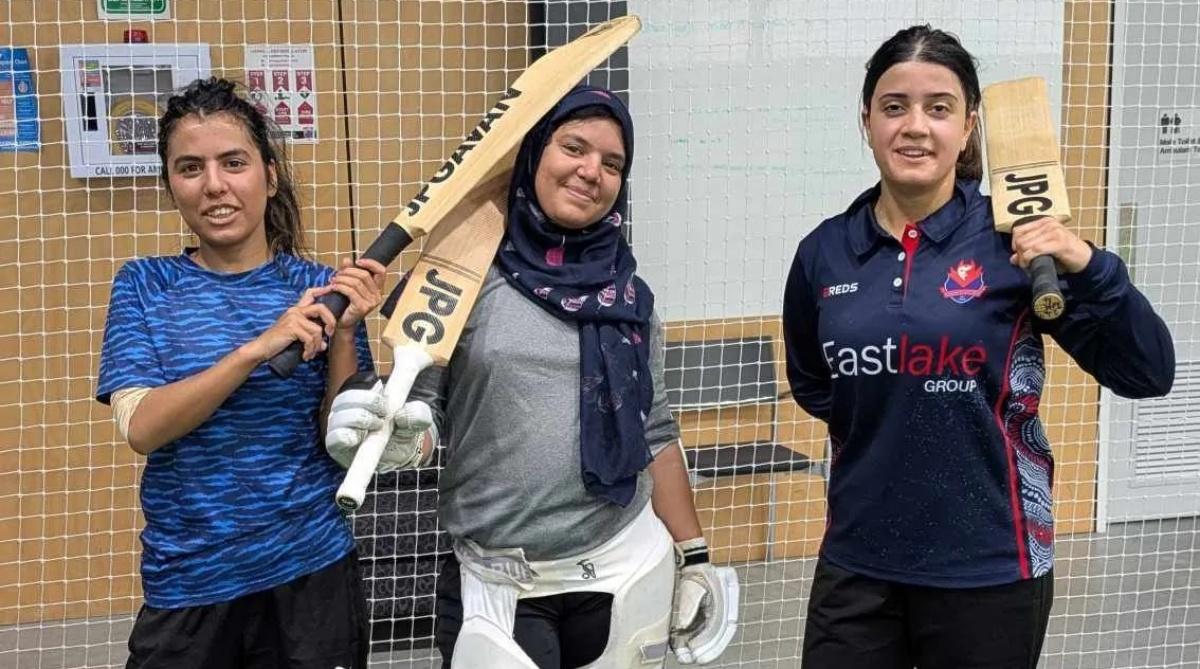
496;85;654;507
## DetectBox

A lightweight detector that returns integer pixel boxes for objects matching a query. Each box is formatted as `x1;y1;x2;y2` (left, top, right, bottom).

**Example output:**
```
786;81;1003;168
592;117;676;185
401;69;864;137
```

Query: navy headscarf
496;85;654;507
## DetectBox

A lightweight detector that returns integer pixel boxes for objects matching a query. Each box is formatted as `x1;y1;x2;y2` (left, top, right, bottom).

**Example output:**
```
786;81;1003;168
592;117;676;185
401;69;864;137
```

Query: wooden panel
774;399;828;462
1045;0;1114;535
771;473;827;559
339;1;526;279
0;0;1116;628
676;403;774;449
664;317;780;342
692;475;771;564
0;0;348;626
0;0;524;626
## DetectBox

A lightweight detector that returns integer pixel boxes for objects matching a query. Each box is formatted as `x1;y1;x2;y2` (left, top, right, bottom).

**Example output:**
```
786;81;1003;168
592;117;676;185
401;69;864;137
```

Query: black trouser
803;557;1054;669
125;550;370;669
435;553;614;669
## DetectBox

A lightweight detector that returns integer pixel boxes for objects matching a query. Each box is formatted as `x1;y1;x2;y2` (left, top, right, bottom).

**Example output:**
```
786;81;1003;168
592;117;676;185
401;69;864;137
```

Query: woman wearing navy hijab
326;86;739;668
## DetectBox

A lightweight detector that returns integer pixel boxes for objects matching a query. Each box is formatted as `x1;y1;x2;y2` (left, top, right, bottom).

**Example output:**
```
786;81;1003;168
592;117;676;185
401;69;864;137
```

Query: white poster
59;43;210;178
244;44;318;143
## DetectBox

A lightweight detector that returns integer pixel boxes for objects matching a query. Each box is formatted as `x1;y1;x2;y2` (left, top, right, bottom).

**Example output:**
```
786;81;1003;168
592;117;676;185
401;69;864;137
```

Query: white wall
626;0;1065;320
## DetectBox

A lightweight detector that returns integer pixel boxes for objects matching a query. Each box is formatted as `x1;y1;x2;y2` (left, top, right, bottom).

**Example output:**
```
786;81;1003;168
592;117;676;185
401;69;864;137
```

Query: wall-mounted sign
0;47;39;152
97;0;170;20
60;43;209;178
1157;109;1199;164
245;44;318;142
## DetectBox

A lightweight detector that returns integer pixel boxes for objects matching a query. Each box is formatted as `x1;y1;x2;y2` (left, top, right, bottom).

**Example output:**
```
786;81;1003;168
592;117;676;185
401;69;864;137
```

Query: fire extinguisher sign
97;0;170;20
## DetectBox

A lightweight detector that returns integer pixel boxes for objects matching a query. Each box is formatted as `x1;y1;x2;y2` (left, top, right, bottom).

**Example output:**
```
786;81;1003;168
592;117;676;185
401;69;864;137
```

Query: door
1104;0;1200;523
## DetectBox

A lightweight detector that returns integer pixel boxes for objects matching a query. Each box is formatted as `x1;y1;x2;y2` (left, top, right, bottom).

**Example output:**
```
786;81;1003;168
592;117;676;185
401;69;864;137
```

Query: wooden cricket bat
269;14;642;376
335;174;508;510
982;76;1069;320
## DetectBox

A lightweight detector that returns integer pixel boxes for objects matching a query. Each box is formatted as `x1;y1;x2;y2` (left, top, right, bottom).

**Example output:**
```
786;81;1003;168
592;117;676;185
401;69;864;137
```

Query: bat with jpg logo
981;76;1070;320
268;14;643;377
335;174;507;511
330;16;644;510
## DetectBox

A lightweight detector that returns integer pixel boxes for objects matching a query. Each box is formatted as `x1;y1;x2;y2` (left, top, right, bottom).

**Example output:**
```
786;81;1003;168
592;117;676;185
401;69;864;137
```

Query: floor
4;518;1199;668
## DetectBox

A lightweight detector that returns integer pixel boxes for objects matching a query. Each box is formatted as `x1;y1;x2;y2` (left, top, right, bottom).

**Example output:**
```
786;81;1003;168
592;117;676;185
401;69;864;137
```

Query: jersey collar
847;179;982;258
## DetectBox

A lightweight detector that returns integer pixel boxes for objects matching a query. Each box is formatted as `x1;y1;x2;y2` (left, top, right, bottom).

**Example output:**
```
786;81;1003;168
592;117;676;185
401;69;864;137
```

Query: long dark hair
157;77;305;256
861;25;983;181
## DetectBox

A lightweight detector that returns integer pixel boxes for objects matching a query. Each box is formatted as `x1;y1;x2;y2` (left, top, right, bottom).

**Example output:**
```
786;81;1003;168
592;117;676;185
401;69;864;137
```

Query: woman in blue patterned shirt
96;77;384;669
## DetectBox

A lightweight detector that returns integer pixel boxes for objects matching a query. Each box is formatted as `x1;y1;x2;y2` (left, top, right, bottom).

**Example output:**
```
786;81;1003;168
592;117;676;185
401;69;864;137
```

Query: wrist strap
676;537;709;567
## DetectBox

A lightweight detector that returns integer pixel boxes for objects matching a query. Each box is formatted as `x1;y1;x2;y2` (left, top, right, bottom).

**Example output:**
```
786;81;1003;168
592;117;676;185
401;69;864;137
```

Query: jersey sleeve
351;320;374;374
782;241;834;421
1040;246;1175;399
96;263;167;405
645;311;682;456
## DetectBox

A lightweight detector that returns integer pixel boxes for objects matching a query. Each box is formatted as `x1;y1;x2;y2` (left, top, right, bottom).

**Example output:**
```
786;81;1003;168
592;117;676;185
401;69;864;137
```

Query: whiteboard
626;0;1065;320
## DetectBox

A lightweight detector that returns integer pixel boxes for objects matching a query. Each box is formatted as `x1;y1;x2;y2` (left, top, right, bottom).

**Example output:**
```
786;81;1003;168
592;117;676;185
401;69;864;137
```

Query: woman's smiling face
533;116;626;230
863;60;976;195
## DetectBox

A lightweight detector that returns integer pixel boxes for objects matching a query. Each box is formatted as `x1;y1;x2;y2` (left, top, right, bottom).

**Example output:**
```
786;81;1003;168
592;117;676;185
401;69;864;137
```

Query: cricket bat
981;76;1069;320
335;174;508;511
269;14;642;376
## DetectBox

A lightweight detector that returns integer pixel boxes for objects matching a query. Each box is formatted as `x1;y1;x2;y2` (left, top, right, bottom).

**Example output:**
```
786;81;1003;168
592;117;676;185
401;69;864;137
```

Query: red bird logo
950;260;983;287
940;259;987;304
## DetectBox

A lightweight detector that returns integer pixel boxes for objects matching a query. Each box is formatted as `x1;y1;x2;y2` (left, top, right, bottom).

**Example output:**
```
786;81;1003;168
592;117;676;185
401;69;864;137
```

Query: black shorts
125;550;370;669
803;556;1054;669
435;553;614;669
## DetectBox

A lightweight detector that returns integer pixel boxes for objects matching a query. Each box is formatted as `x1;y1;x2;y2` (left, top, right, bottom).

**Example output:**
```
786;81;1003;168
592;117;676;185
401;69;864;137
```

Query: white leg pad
451;615;540;669
452;548;539;668
579;541;675;668
450;504;676;669
575;508;676;668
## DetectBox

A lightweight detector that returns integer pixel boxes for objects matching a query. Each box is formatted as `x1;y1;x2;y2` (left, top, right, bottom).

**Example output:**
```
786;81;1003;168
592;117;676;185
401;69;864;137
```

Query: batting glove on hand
670;537;740;664
326;371;434;473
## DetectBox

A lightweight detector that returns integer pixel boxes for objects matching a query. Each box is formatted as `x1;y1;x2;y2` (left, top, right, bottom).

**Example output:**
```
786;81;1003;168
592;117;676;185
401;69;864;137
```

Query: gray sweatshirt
408;266;680;560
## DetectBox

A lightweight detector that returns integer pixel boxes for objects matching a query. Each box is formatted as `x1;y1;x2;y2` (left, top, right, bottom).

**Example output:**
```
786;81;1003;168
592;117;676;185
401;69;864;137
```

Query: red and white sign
244;44;318;142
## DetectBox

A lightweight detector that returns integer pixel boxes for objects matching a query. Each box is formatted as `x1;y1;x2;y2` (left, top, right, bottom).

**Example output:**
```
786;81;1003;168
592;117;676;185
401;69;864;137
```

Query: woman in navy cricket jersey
96;78;384;669
783;26;1175;668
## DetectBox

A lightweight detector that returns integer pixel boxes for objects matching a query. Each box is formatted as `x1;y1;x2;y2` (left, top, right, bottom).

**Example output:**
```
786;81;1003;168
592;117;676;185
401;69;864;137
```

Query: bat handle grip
1029;254;1065;320
336;416;393;512
335;347;433;512
267;292;352;378
268;224;416;379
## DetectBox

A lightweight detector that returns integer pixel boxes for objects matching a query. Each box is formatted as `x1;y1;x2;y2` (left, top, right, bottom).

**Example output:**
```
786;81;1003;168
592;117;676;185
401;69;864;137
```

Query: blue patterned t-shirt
96;252;373;609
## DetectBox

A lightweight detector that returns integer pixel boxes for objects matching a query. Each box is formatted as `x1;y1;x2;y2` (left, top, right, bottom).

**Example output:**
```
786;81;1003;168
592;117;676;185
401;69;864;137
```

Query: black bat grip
267;223;415;378
266;293;351;377
359;224;415;265
1029;254;1065;320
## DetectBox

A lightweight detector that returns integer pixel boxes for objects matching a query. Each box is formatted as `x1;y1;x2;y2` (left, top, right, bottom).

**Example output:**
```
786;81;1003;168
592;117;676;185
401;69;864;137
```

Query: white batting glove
325;371;435;473
670;537;740;664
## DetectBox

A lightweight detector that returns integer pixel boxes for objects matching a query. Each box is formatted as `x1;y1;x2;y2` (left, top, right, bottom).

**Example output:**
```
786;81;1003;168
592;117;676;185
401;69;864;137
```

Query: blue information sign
0;47;39;152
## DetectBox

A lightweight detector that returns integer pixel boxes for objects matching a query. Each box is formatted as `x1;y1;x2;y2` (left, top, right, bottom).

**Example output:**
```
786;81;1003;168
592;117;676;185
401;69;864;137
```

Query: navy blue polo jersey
783;179;1174;588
